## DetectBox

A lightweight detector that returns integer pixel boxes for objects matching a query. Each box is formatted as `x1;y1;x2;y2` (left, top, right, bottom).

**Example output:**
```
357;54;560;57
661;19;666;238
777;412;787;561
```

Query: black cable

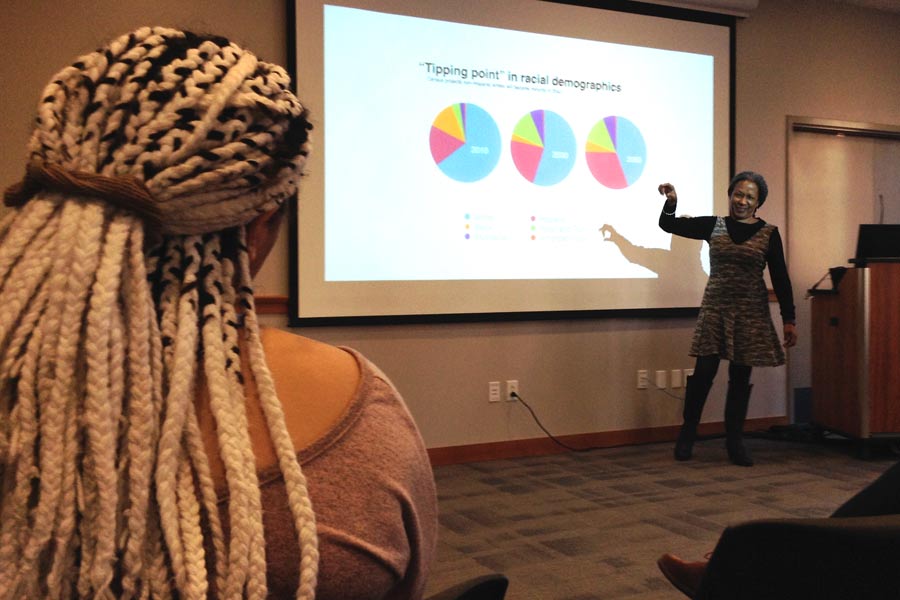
509;391;603;452
514;387;855;451
510;388;725;450
509;387;798;450
648;382;685;401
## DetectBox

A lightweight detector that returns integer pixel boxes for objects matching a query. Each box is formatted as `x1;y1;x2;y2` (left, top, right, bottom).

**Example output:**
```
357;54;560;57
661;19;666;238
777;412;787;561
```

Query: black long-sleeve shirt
659;202;796;324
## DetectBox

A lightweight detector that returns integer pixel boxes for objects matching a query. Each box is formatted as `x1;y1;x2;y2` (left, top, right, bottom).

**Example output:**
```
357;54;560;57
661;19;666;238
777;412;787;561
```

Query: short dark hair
728;171;768;207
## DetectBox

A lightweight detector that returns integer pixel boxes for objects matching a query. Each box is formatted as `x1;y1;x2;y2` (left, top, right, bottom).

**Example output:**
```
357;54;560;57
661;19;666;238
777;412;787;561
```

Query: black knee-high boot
675;375;713;461
725;382;754;467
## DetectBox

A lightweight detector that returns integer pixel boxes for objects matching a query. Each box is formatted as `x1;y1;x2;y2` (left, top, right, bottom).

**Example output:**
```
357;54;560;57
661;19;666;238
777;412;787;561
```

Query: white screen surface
293;0;731;322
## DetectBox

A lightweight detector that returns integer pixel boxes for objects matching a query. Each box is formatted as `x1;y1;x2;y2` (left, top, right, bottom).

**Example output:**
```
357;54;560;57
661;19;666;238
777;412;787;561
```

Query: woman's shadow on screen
599;223;707;289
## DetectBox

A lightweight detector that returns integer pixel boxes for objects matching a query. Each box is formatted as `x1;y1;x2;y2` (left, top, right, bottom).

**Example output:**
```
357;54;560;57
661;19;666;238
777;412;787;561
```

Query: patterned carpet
424;435;895;600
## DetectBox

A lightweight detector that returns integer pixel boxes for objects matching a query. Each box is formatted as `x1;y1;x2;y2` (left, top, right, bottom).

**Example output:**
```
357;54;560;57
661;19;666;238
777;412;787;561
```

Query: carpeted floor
424;435;895;600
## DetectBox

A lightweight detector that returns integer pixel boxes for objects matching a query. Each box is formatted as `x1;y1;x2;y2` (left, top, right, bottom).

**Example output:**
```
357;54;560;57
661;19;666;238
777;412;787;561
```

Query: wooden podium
811;263;900;442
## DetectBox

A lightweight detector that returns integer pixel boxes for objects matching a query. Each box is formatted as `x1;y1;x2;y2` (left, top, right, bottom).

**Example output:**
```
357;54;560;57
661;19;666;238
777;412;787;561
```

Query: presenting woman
659;172;797;466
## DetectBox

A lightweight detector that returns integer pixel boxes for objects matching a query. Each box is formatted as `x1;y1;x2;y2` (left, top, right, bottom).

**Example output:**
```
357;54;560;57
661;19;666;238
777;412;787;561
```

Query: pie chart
510;110;576;186
429;103;501;182
585;116;646;189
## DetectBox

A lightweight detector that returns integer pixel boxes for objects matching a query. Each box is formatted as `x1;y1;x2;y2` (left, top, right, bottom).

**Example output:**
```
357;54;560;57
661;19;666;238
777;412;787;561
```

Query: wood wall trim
426;416;788;466
256;295;289;314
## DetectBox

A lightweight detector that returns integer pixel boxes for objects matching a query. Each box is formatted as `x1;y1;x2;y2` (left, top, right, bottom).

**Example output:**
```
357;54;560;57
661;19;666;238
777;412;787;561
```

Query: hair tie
4;161;164;230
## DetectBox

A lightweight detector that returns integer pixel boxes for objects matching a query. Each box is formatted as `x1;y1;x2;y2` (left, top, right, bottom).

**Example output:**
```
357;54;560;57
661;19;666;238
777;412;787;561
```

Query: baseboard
427;416;789;466
255;295;289;314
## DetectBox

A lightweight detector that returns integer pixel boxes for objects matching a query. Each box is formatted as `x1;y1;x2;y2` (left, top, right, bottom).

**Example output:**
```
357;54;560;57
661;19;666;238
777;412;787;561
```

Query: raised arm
657;182;716;240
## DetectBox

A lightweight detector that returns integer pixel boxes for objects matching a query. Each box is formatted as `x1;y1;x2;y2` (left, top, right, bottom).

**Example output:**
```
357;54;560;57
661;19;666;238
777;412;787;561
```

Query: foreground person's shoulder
260;328;360;426
261;326;355;366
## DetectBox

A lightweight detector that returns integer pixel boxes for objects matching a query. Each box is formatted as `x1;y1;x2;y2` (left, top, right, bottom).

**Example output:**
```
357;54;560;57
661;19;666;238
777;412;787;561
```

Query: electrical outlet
671;369;683;388
655;370;667;389
505;380;519;400
637;370;649;389
489;381;501;402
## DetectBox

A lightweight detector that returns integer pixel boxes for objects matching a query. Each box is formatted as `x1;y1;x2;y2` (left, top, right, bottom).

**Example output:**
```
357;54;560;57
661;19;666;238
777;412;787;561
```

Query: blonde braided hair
0;26;317;599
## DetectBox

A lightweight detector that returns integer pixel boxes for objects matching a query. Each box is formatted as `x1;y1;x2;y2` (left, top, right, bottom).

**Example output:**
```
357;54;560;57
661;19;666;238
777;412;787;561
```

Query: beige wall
735;0;900;403
2;0;899;449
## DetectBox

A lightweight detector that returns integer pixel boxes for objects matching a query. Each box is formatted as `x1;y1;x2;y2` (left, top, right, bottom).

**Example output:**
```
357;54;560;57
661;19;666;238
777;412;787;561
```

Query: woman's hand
599;224;618;241
658;183;677;203
783;323;798;348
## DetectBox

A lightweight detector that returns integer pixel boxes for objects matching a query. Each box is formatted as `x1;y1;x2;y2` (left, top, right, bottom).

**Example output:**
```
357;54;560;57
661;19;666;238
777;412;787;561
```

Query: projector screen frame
285;0;736;327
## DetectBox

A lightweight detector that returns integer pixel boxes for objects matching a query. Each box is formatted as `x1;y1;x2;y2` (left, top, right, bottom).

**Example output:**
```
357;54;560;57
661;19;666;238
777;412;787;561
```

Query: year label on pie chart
430;103;501;182
510;110;576;186
586;116;646;189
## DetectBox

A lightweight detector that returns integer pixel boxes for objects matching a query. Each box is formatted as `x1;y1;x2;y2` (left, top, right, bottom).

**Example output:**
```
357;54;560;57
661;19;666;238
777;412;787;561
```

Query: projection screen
290;0;733;324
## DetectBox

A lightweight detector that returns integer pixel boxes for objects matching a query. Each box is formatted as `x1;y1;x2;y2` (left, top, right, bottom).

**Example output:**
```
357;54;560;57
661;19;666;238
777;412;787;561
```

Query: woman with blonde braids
0;27;438;600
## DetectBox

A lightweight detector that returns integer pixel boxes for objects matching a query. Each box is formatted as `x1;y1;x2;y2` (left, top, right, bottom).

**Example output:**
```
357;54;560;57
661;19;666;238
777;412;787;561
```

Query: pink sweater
217;349;438;599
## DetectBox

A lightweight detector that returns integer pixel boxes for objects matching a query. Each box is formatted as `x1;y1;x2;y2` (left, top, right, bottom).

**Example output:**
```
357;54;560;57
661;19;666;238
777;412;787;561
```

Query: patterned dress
660;208;795;367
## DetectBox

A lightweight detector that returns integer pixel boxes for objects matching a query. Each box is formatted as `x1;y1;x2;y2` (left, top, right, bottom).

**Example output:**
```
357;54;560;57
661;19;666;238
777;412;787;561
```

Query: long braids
0;26;317;599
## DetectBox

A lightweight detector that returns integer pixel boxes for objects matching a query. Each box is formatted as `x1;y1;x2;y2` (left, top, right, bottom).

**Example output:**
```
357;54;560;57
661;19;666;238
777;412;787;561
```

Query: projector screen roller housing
290;0;733;324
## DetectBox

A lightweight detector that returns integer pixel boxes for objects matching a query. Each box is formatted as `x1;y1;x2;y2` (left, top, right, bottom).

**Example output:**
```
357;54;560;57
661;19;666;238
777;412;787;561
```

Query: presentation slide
293;0;731;322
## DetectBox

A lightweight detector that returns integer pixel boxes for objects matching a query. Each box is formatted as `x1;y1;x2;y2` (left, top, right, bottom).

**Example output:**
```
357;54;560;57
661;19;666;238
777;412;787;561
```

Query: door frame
785;116;900;422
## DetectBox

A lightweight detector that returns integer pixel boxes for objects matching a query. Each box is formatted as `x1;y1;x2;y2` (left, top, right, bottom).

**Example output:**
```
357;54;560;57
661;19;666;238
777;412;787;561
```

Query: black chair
425;574;509;600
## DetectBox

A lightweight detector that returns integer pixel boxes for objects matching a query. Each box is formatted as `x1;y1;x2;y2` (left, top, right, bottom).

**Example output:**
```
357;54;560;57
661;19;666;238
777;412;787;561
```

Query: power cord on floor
508;385;716;451
512;386;858;452
508;386;802;450
509;391;604;452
